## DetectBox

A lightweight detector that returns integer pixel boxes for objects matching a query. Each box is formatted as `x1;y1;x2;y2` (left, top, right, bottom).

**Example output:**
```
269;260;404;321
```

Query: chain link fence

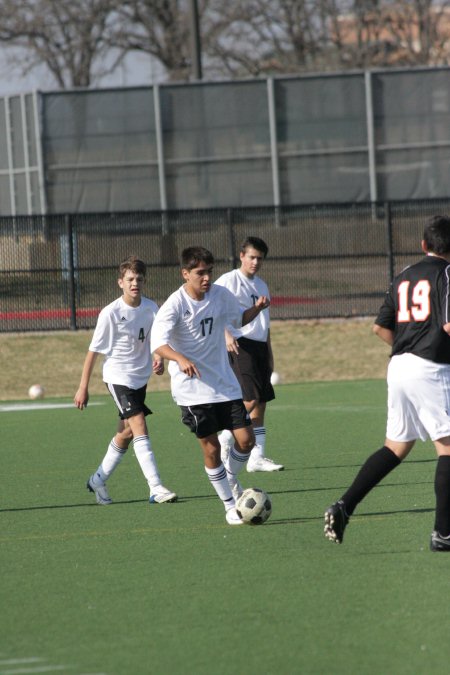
1;199;449;332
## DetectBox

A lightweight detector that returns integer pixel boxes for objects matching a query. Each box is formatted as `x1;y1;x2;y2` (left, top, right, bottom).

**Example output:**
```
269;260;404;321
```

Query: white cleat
246;457;285;473
219;429;234;463
149;485;178;504
87;474;113;505
225;507;244;525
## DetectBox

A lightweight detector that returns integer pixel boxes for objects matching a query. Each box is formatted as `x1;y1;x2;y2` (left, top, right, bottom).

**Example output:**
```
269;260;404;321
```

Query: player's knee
115;427;133;447
236;435;255;453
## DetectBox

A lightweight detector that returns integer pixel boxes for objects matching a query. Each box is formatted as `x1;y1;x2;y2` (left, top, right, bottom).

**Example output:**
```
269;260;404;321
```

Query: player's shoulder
98;296;122;316
399;256;448;280
141;296;159;312
215;269;238;287
210;283;235;299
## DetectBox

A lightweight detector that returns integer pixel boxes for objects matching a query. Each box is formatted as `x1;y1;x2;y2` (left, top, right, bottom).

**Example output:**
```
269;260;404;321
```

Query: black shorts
180;399;251;439
228;337;275;403
106;383;152;420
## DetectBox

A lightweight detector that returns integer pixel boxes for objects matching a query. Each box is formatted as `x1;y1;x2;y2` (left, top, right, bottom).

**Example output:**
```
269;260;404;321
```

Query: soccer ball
28;384;45;400
236;488;272;525
270;371;281;385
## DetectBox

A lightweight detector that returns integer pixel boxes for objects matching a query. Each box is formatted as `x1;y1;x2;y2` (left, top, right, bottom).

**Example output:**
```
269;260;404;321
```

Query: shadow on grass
306;458;436;470
267;505;434;526
0;487;435;515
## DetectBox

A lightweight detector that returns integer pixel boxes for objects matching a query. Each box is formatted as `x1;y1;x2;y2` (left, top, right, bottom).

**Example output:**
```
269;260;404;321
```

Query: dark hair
423;215;450;255
119;255;146;278
240;236;268;258
181;246;214;270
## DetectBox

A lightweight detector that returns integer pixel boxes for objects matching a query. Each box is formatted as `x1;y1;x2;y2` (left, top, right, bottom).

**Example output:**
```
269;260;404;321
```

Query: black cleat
324;500;349;544
430;530;450;552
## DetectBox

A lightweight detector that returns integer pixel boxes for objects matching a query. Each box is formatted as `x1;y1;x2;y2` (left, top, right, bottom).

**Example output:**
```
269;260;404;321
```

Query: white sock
205;464;234;509
94;439;127;484
251;426;266;460
227;446;251;476
133;435;161;489
218;429;234;445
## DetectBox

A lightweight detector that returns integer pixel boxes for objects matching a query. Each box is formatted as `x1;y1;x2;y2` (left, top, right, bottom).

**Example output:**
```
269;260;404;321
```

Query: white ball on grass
236;488;272;525
28;384;45;400
270;371;281;385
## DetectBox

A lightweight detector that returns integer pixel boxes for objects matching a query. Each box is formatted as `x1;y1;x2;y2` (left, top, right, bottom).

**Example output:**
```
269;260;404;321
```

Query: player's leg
196;433;243;525
246;400;284;472
232;339;283;472
87;418;132;503
222;400;255;498
430;437;450;551
126;411;177;503
325;357;423;543
324;439;413;543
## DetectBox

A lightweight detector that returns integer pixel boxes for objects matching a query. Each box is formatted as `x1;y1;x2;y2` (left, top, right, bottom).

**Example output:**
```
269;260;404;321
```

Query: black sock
341;446;401;516
434;456;450;536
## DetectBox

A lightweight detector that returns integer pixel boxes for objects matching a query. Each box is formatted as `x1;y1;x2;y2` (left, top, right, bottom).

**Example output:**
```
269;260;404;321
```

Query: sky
0;47;166;96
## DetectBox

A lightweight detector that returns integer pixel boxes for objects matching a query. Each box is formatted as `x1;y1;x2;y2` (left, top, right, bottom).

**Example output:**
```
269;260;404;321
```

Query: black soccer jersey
375;255;450;364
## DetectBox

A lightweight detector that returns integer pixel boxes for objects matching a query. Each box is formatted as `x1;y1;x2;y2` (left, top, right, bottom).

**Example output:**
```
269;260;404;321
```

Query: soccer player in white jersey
74;256;177;506
215;236;284;472
150;246;270;525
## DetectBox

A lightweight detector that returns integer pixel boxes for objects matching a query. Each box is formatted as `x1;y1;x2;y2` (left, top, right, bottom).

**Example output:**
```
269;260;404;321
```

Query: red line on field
0;296;322;322
0;308;100;321
270;296;322;305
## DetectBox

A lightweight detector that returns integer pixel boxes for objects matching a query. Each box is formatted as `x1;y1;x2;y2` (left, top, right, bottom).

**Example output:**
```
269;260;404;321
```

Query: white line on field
0;402;105;413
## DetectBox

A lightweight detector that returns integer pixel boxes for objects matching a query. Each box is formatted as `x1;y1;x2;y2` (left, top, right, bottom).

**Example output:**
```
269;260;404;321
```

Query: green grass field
1;381;448;675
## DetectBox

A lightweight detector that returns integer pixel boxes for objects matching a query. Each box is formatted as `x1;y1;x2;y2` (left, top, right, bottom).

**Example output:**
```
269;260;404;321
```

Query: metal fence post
154;84;168;234
365;70;378;203
267;78;281;228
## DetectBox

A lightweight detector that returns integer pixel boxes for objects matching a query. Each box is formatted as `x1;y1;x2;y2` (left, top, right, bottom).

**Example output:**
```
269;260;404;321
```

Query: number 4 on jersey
397;280;431;322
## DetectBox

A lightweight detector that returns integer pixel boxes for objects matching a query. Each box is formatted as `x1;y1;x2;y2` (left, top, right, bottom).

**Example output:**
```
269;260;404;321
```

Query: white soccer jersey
89;296;159;389
214;268;270;341
150;284;244;405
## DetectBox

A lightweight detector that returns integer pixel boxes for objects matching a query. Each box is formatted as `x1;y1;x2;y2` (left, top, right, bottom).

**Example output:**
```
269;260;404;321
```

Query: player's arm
74;350;99;409
153;344;200;378
373;323;394;346
443;323;450;335
242;296;270;326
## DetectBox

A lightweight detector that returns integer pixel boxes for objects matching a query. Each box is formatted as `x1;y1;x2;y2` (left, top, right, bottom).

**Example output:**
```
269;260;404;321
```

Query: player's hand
177;356;201;378
225;334;239;354
153;357;164;376
255;295;270;310
74;387;89;410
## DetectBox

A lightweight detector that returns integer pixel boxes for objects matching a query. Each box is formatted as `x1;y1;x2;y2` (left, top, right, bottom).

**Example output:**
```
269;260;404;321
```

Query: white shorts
386;353;450;442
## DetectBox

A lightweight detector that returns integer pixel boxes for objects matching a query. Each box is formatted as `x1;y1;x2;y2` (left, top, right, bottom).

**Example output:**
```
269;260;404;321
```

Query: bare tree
202;0;331;78
0;0;120;88
204;0;450;77
1;0;450;91
110;0;212;82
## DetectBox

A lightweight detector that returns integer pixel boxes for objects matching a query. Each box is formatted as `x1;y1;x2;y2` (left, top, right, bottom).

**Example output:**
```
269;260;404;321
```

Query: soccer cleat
430;530;450;551
87;474;113;505
225;507;244;525
246;457;284;473
324;500;349;544
149;485;178;504
219;430;234;463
